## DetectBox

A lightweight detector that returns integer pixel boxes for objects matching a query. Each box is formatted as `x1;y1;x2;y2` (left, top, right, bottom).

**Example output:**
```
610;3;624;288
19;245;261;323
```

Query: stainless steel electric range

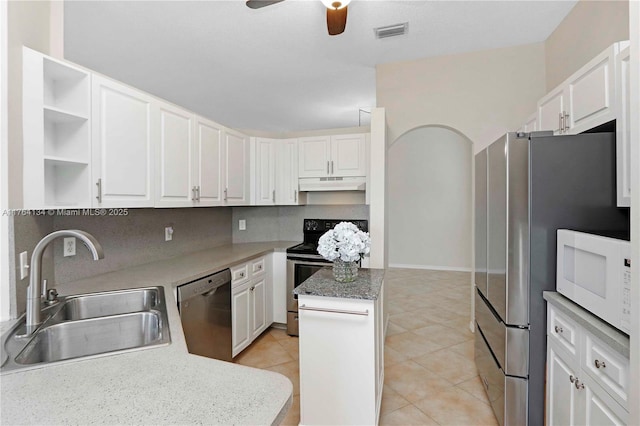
286;218;369;336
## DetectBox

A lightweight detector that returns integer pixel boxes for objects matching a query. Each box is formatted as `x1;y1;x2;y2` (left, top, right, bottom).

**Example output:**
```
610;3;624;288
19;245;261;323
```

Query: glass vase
333;259;358;283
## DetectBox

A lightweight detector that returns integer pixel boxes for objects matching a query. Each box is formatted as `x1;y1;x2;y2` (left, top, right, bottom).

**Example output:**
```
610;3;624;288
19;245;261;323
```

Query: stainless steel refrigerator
474;131;629;426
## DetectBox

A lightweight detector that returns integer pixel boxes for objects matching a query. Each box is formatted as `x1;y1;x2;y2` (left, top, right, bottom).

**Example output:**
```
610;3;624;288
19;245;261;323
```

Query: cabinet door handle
554;325;563;333
294;190;297;203
563;112;570;131
574;379;584;390
594;359;606;369
191;186;197;201
569;375;576;383
558;112;563;133
299;304;369;316
326;161;330;174
224;188;228;201
197;186;201;201
96;179;102;203
331;160;334;174
272;190;275;203
250;286;255;292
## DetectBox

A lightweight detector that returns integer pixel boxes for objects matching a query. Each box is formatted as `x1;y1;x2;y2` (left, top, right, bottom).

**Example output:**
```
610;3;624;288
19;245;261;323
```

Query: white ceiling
64;0;577;133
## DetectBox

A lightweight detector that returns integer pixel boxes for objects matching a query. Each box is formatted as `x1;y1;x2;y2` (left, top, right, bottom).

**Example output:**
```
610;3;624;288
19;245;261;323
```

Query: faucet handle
41;279;48;297
45;288;59;305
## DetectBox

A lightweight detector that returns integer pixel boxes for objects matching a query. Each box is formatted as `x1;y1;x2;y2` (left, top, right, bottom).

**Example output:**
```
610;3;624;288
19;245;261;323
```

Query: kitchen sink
1;287;171;373
51;288;159;321
15;312;163;365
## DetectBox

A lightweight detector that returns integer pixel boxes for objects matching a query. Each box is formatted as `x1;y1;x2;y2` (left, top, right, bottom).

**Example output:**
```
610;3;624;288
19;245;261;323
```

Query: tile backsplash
10;208;232;316
232;205;370;243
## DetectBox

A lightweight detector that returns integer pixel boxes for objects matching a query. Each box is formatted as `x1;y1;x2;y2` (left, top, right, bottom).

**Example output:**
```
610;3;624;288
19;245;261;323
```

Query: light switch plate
239;219;246;231
165;226;173;241
19;251;29;279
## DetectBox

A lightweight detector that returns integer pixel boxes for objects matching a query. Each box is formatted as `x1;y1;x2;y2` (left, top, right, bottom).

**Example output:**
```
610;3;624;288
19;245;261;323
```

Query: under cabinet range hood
298;177;366;192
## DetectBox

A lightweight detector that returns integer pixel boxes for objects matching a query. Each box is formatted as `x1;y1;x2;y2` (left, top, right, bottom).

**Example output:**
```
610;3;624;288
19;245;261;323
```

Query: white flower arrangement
317;221;371;262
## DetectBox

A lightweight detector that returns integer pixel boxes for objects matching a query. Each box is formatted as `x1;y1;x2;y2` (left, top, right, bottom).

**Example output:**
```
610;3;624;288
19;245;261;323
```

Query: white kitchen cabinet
537;41;627;136
537;86;565;134
194;116;225;206
298;136;331;178
253;138;305;206
615;45;631;207
298;134;367;178
22;47;92;209
224;129;251;205
331;134;367;177
91;75;155;207
231;255;273;357
546;341;585;426
271;251;287;324
522;113;538;133
254;138;277;205
545;302;629;425
155;101;196;207
232;281;252;357
298;279;384;425
277;139;305;205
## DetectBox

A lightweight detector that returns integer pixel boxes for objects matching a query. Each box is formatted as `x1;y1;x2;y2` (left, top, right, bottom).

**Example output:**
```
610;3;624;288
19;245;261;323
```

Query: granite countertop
543;291;630;357
1;241;298;425
293;267;385;300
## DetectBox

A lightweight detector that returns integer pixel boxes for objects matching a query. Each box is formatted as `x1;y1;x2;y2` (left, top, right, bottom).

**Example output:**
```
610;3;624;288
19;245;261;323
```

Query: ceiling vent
374;22;408;39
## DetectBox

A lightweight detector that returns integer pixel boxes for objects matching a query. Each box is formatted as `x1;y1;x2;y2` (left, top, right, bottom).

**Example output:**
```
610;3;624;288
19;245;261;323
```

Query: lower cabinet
231;256;271;357
545;303;629;425
298;280;385;425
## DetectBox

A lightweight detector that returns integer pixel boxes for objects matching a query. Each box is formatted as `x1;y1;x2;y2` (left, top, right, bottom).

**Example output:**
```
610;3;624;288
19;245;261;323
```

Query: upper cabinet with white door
224;129;251;205
91;75;155;208
194;116;225;206
155;101;196;208
615;45;631;207
253;138;306;206
22;47;92;209
298;134;367;178
537;41;628;135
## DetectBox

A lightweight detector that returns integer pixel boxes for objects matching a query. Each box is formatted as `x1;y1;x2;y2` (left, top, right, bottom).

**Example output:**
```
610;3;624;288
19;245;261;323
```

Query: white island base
296;269;385;425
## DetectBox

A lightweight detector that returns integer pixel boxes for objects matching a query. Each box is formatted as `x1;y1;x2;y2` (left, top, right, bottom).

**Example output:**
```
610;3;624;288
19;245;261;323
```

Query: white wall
545;0;629;91
376;42;546;154
388;126;472;270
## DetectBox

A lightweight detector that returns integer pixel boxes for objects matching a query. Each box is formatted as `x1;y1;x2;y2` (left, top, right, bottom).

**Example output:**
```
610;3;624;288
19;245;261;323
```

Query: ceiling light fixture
320;0;351;10
374;22;409;39
321;0;351;36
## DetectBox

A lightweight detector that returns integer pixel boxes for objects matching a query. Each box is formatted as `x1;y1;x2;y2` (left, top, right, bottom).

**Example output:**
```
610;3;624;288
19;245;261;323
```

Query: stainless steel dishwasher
177;269;232;362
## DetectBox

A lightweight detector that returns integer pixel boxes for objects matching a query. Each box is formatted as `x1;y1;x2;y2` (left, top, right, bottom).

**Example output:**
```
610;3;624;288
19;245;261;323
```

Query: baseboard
388;263;472;272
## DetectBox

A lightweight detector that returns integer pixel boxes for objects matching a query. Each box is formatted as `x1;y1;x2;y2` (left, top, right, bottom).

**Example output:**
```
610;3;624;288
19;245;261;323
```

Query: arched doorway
388;125;473;270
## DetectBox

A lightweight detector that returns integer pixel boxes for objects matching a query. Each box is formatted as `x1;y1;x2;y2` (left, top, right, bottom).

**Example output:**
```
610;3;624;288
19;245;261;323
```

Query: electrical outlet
165;226;174;241
19;251;29;279
63;237;76;257
239;219;246;231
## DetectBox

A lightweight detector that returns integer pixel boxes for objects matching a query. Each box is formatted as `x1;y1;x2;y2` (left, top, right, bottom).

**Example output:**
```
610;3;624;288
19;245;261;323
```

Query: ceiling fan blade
326;6;348;36
246;0;285;9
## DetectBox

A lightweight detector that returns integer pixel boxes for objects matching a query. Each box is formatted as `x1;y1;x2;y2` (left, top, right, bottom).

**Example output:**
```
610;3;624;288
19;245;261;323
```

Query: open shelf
43;105;88;123
44;109;89;160
44;156;90;166
43;57;90;115
44;161;91;207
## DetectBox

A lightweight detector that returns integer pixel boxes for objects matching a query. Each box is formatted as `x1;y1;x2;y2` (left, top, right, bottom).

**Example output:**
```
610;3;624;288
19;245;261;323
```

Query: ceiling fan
246;0;351;36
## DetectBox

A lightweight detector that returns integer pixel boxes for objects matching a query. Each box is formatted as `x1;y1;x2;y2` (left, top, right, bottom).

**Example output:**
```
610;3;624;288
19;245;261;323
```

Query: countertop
1;241;298;425
543;291;630;357
293;267;385;300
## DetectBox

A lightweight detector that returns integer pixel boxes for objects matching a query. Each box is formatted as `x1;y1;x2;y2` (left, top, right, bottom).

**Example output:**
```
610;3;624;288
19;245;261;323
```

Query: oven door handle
287;258;332;266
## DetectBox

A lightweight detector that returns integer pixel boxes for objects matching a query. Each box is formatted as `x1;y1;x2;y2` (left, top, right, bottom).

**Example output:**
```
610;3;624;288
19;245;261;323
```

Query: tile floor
235;268;499;426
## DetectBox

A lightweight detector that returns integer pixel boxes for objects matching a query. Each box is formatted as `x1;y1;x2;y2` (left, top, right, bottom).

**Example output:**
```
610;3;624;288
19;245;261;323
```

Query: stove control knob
307;220;318;231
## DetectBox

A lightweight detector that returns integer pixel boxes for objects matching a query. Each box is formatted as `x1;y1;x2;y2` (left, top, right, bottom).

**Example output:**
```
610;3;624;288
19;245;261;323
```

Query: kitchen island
294;267;386;425
1;241;298;425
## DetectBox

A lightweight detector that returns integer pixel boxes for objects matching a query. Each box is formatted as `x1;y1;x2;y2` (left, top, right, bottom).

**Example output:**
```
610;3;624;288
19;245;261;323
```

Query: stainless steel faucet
24;230;104;335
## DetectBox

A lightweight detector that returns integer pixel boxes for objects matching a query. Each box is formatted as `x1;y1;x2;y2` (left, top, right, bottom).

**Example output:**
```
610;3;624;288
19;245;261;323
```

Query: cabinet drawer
548;305;580;360
231;263;250;287
251;257;266;276
582;332;629;408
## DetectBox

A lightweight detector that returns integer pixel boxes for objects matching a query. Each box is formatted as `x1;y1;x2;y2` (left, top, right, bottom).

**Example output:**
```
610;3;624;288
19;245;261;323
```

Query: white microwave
556;229;631;334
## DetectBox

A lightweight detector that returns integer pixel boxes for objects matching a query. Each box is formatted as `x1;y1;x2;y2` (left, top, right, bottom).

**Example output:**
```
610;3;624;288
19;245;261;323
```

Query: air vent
374;22;408;39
